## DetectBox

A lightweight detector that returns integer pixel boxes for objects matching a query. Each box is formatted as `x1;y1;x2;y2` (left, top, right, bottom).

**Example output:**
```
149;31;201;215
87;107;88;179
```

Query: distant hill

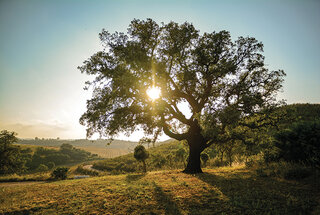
16;138;173;158
17;139;138;150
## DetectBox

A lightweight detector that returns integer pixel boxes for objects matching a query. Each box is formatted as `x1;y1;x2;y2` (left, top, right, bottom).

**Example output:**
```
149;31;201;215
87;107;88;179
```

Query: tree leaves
79;19;285;150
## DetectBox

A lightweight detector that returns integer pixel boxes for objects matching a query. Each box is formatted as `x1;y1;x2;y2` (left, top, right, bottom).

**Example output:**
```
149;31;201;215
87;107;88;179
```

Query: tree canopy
0;130;25;175
79;19;285;173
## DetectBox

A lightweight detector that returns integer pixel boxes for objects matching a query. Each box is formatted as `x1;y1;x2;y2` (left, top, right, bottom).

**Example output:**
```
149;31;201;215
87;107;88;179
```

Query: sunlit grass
0;167;318;214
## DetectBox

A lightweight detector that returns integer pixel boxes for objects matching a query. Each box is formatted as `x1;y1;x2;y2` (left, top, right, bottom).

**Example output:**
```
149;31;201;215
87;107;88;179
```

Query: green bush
150;154;166;168
47;162;55;170
52;167;69;180
134;145;149;173
273;120;320;167
200;153;209;167
37;164;48;172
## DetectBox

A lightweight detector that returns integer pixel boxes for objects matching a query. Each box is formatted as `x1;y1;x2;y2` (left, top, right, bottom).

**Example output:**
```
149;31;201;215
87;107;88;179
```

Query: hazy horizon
1;0;319;141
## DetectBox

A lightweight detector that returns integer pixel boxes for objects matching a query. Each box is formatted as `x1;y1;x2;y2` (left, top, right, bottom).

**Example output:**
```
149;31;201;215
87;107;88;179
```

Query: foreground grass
0;166;319;215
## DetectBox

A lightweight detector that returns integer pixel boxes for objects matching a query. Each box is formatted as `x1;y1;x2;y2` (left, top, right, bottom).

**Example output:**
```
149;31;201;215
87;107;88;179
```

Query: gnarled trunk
182;133;206;174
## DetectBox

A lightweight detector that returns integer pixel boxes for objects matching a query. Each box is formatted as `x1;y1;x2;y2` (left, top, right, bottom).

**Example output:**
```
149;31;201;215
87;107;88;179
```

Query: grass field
75;146;129;158
0;166;319;215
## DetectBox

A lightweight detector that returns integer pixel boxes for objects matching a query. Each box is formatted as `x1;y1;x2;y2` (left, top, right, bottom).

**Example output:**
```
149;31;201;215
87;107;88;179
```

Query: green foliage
273;120;320;167
134;145;149;172
134;145;149;162
79;19;285;173
209;157;229;167
175;147;187;167
37;164;48;172
0;130;25;175
200;153;209;166
93;157;137;174
52;167;69;180
47;162;55;170
26;143;97;171
93;141;188;173
150;154;166;168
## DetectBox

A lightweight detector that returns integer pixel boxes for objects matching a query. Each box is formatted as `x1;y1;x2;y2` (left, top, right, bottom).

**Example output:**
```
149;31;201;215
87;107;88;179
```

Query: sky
0;0;319;140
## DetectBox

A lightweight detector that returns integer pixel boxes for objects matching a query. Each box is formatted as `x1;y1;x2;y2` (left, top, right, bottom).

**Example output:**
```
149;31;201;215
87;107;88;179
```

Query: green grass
0;173;51;182
0;161;99;182
0;166;319;214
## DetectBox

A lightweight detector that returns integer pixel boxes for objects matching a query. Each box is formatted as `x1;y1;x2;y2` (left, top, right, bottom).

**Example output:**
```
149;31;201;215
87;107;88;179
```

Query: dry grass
75;146;129;158
0;166;318;214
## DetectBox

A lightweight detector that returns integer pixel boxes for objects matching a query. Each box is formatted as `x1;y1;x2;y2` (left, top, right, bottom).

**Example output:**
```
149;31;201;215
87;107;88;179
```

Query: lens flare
147;87;161;100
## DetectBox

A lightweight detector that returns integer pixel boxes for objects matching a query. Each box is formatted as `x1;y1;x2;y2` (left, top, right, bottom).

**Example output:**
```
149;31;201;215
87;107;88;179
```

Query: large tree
79;19;285;173
0;130;25;174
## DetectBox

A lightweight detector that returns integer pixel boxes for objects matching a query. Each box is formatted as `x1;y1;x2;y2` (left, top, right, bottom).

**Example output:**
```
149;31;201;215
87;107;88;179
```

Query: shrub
209;158;228;167
37;164;48;172
134;145;149;173
150;154;166;169
52;167;69;180
200;153;209;167
273;120;320;167
47;162;55;170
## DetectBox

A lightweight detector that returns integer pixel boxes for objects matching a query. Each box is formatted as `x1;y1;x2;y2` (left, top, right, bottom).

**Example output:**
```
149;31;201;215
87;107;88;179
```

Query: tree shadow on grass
125;173;146;182
195;171;318;215
152;182;182;215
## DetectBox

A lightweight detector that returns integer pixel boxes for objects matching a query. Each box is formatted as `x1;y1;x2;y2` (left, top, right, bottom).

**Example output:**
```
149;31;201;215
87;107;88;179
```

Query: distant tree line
0;131;98;175
1;104;319;175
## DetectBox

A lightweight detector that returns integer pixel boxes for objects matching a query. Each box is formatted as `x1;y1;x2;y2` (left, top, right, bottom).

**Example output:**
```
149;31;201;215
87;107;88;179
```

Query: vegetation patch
0;167;318;214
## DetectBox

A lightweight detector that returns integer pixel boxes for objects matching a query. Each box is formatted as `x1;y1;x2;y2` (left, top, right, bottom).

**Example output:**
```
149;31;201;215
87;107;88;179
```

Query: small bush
200;153;209;167
134;145;149;173
47;162;55;170
37;164;49;172
52;167;69;180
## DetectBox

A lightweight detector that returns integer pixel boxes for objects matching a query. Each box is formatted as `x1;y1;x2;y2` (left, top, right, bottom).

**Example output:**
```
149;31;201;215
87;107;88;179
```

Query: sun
147;86;161;100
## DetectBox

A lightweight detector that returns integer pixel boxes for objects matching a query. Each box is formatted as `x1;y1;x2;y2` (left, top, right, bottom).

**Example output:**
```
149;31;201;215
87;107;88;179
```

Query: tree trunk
182;134;206;174
142;160;147;173
228;154;232;167
220;151;224;163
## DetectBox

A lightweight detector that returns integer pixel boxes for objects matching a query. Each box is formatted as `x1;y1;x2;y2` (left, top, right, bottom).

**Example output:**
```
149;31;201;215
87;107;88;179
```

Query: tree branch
160;116;188;141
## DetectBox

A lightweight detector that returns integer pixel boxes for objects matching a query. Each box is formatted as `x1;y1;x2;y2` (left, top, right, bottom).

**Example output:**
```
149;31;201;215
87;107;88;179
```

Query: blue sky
0;0;319;140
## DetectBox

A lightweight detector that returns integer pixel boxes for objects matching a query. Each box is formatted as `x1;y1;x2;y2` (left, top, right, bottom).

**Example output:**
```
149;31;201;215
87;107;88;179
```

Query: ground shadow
125;173;146;182
152;182;181;215
195;170;319;215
